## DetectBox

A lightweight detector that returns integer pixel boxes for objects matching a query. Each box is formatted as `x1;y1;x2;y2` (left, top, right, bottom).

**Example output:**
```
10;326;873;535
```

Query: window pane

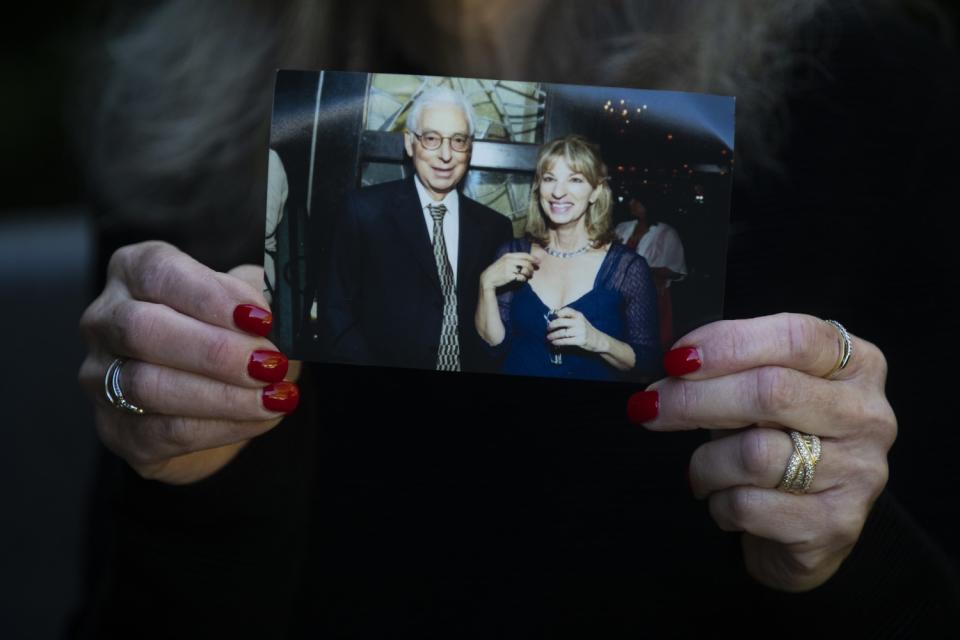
366;74;545;144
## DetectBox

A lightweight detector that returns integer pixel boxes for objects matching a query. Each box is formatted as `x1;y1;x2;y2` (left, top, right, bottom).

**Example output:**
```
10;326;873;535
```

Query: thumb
227;264;270;308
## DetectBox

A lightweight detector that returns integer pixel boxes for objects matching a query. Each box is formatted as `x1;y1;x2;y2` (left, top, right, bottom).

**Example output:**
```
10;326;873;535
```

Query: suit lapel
391;177;443;296
457;197;483;298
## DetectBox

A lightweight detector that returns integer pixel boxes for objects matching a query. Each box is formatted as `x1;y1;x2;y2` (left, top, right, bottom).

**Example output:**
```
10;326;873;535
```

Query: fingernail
664;346;702;377
234;304;272;337
262;382;300;413
248;350;289;382
626;390;659;424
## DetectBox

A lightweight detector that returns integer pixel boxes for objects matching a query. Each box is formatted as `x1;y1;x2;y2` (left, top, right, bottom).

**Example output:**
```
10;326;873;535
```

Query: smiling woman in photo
475;134;661;381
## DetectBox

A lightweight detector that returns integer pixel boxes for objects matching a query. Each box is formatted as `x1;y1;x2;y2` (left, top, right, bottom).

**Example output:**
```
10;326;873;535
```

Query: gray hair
404;86;477;136
74;0;334;263
76;0;952;257
522;0;834;178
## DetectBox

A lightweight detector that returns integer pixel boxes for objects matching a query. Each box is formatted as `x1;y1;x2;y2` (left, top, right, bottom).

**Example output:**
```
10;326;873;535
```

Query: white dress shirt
414;175;460;284
614;220;687;287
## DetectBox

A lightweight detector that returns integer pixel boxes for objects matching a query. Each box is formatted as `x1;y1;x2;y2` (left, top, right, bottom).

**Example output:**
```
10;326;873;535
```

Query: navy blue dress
489;238;661;381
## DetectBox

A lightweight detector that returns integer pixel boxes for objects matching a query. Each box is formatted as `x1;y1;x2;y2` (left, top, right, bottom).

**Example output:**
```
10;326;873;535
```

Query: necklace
545;243;591;259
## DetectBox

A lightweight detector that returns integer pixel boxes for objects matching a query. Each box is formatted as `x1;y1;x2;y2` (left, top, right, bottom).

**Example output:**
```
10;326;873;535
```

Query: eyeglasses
411;131;473;152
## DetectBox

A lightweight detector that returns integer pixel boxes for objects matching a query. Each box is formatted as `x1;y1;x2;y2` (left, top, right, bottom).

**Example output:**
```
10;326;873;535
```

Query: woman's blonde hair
525;135;615;248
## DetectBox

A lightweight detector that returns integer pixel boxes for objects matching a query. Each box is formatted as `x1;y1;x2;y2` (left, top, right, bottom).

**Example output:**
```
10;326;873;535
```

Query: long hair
76;0;950;262
525;135;615;248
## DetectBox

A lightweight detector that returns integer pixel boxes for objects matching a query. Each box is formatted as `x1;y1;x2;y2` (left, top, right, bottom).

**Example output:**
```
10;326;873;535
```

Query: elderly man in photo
323;87;513;372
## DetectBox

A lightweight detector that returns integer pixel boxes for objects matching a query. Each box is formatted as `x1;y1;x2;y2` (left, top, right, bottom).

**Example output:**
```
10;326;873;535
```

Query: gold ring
777;430;821;494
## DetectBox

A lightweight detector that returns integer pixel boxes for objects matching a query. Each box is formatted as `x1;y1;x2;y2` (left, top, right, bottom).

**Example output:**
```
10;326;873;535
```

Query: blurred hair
76;0;951;261
525;135;615;248
405;86;477;136
75;0;335;263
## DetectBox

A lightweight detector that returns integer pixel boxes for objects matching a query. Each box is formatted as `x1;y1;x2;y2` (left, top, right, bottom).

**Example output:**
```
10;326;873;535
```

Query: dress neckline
525;241;615;311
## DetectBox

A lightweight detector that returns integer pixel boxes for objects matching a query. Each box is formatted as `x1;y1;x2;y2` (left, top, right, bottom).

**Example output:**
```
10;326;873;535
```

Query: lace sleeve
610;246;662;379
483;238;528;362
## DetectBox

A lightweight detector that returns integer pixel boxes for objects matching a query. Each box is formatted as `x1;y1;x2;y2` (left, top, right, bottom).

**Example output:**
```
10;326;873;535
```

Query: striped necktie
428;204;460;371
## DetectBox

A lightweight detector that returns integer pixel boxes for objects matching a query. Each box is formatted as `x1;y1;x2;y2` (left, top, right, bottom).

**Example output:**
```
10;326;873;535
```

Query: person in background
614;197;686;348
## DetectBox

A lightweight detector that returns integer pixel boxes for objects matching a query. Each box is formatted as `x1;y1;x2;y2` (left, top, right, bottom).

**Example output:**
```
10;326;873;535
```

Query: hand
78;241;301;485
628;313;896;592
480;252;540;290
546;307;606;353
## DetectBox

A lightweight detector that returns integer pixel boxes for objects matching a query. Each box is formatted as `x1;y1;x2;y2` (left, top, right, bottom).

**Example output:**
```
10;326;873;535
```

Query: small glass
544;309;563;365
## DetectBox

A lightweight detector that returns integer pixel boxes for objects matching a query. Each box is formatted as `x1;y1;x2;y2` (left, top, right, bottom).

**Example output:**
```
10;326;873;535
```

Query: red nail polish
626;390;659;424
234;304;272;337
262;382;300;413
248;350;289;382
664;346;702;377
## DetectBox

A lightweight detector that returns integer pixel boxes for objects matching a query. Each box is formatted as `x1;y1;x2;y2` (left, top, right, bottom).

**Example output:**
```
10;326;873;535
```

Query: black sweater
75;4;960;638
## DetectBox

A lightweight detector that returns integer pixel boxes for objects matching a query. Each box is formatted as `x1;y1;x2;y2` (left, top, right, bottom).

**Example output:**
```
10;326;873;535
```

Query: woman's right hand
480;252;540;290
78;241;300;485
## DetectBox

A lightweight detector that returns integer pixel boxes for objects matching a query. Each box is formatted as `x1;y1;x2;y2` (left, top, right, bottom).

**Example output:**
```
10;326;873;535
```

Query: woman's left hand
628;312;897;592
546;307;607;353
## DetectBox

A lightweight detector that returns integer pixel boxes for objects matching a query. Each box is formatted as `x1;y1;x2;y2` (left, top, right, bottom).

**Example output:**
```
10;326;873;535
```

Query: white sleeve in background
265;148;289;253
264;149;289;300
613;220;637;246
651;223;687;280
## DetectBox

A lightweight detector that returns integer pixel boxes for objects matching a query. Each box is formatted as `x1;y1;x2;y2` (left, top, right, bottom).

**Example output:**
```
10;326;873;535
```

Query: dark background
2;2;959;638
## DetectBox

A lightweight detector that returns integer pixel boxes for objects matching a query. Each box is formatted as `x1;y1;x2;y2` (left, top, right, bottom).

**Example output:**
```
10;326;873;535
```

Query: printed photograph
265;70;734;383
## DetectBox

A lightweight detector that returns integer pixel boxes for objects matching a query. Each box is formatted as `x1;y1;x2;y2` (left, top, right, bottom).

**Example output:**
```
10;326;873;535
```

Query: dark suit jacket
322;176;513;372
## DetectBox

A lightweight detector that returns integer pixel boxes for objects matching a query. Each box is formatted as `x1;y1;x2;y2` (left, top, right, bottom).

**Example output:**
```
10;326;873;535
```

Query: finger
546;326;579;342
88;299;281;387
642;366;868;436
504;253;540;267
520;252;542;266
689;428;835;498
98;407;284;466
555;308;580;319
706;486;862;548
668;313;873;382
111;242;270;334
707;487;815;541
517;264;536;278
229;264;268;300
87;358;294;420
547;319;576;332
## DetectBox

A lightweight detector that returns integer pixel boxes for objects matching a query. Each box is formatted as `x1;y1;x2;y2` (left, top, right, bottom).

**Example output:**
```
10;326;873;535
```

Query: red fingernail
234;304;272;337
248;350;289;382
262;382;299;413
664;346;702;377
626;390;659;424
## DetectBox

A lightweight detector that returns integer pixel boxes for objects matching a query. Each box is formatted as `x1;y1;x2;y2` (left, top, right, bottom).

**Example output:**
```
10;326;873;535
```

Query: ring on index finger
104;357;145;415
822;319;853;379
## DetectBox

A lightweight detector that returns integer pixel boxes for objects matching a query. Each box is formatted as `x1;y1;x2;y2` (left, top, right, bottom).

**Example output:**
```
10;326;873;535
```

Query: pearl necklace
545;243;591;259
